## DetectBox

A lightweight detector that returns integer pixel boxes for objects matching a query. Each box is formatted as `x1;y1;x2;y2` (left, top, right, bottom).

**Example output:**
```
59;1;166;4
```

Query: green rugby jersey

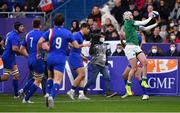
124;19;139;45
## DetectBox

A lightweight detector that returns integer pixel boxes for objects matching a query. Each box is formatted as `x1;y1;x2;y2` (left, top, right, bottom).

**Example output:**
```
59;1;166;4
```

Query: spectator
87;17;94;28
166;43;179;56
133;9;142;21
166;0;176;11
175;31;180;43
169;0;180;20
111;0;128;26
134;0;145;11
11;4;26;18
101;4;120;32
129;1;137;13
164;32;177;43
159;25;169;42
148;27;163;43
90;21;101;34
22;4;29;12
157;0;170;23
0;3;9;12
88;5;102;28
0;3;9;17
148;45;164;56
101;18;112;32
112;43;125;56
173;24;179;36
105;24;119;41
70;20;80;34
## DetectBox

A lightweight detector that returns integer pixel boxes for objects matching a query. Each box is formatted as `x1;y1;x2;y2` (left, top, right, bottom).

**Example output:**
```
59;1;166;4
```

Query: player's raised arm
139;16;161;31
134;16;153;26
133;11;159;26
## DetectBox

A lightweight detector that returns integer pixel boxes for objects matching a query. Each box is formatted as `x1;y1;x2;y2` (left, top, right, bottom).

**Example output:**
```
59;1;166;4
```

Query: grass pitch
0;94;180;112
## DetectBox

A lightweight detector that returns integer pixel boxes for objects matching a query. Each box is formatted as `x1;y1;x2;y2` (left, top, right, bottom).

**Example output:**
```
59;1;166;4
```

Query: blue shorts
28;58;44;74
69;53;84;70
47;55;66;73
2;56;16;70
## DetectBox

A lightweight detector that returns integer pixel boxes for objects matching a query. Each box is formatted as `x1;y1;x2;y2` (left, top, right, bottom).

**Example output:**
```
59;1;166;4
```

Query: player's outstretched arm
71;41;91;48
134;16;153;26
139;18;160;31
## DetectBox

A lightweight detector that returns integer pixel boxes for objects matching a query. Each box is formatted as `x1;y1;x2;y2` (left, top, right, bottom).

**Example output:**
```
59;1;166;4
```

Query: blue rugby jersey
42;26;75;64
70;31;83;54
21;29;43;58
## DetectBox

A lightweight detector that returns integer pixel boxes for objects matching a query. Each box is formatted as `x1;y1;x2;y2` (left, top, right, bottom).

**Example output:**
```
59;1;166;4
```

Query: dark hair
14;21;23;30
80;23;90;29
53;13;64;26
33;18;41;28
71;20;79;26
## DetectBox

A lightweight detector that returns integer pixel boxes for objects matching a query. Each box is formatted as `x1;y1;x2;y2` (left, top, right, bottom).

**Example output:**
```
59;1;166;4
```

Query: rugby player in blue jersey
0;22;24;99
20;18;44;103
37;14;90;109
67;23;90;100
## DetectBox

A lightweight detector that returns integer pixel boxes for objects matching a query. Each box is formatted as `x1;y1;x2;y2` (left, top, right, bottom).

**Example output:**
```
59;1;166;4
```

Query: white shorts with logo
124;44;142;60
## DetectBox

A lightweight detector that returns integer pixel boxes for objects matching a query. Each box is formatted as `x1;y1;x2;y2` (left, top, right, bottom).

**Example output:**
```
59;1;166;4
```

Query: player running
67;23;90;100
19;18;44;103
37;13;90;109
0;22;24;99
121;11;160;96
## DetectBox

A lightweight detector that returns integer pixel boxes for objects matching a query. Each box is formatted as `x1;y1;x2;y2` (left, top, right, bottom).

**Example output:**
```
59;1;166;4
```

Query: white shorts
124;44;142;60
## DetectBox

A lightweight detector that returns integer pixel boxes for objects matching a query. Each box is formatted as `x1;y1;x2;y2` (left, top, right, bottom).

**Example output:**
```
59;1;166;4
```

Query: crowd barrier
0;56;179;96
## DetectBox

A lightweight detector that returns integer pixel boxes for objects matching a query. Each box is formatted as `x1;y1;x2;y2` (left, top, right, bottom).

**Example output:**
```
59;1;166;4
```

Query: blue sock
72;86;77;90
124;79;127;85
13;79;18;97
79;87;84;91
25;83;38;101
50;83;60;99
138;80;146;95
46;79;53;94
23;78;34;94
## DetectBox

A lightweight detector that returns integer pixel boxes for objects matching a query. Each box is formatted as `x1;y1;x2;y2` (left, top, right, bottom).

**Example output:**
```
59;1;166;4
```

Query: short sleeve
12;36;19;46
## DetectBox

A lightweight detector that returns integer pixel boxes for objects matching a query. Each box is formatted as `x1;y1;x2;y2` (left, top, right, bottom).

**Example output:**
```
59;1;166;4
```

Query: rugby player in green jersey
121;11;160;96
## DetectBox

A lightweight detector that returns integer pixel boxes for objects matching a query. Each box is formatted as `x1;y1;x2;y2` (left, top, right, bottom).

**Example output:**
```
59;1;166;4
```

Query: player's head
53;13;64;26
80;23;90;35
123;11;133;20
14;21;24;33
32;18;41;29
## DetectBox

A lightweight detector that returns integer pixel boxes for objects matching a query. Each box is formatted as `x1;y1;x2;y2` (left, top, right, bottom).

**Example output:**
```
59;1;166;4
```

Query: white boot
142;95;149;100
67;89;75;100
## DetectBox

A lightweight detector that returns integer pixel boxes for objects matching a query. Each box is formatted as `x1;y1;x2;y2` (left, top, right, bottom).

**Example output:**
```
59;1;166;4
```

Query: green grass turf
0;94;180;112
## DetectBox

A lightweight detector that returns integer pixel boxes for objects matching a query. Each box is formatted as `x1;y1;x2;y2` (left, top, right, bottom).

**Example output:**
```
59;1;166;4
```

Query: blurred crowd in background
0;0;180;56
